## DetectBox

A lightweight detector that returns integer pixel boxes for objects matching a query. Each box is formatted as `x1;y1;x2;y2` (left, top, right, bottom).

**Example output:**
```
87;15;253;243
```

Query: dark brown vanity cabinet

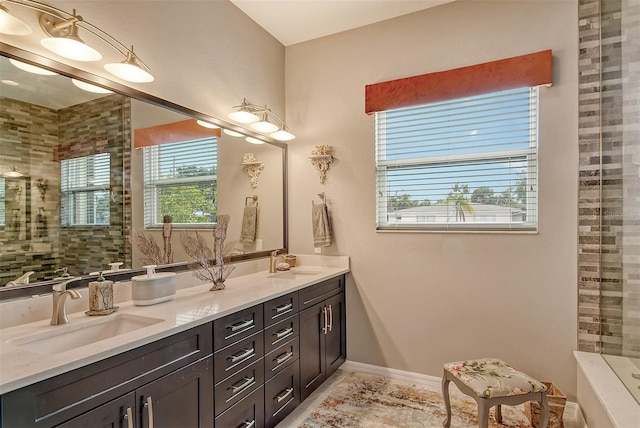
1;323;214;428
299;276;346;401
0;274;346;428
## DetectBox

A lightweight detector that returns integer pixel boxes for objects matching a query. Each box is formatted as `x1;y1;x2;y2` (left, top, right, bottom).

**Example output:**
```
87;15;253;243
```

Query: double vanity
0;256;349;427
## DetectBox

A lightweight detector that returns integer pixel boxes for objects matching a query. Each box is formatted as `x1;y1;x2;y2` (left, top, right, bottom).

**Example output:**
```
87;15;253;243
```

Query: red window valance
134;119;221;149
365;50;552;115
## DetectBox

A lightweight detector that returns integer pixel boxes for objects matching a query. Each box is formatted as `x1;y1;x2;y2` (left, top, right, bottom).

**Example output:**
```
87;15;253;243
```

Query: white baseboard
341;360;584;428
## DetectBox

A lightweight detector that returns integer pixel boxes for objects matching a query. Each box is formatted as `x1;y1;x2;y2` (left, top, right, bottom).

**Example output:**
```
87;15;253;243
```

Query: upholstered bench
442;358;549;428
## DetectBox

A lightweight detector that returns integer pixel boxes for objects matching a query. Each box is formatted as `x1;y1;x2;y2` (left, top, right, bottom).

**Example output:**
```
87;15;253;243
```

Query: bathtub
574;351;640;428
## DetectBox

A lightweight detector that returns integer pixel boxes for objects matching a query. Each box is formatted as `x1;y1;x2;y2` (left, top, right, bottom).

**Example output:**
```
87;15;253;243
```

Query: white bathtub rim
574;350;640;428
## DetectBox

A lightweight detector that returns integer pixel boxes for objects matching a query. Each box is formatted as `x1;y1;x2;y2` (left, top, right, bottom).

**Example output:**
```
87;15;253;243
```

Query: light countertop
0;255;349;395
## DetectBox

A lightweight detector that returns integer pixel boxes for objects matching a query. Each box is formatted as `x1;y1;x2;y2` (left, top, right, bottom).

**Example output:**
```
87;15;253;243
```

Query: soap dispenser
86;272;118;315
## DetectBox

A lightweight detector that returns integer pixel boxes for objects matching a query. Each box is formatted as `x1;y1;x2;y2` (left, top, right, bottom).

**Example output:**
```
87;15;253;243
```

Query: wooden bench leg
478;399;490;428
538;392;550;428
442;370;452;428
495;404;502;423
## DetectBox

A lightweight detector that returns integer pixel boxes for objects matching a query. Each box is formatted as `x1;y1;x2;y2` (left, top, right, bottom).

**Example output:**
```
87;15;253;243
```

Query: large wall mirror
0;43;287;297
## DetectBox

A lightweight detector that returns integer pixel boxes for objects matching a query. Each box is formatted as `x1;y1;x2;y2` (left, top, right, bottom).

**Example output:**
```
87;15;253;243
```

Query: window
143;138;217;227
61;153;111;226
0;178;4;227
376;87;538;231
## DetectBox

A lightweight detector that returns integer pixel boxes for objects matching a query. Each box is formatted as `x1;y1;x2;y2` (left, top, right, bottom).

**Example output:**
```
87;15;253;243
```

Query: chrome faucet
269;250;286;273
6;271;35;287
51;280;82;326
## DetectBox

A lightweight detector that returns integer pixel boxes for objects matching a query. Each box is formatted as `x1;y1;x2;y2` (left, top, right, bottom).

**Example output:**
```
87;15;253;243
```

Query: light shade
105;51;154;83
72;79;113;94
270;128;296;141
245;136;265;145
41;35;102;61
228;109;259;124
0;5;32;36
196;120;220;129
9;58;57;75
2;166;24;178
250;113;279;133
223;129;244;137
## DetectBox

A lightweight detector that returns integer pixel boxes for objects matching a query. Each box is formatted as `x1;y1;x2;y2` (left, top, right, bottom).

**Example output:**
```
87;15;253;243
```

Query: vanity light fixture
1;166;24;178
228;98;295;141
9;58;57;75
245;136;265;145
0;3;31;35
0;1;154;83
71;78;113;94
196;120;220;129
223;129;245;138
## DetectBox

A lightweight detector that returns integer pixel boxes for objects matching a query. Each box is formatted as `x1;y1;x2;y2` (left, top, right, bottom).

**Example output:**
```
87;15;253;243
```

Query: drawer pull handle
276;387;294;403
230;347;255;363
228;376;256;395
124;407;133;428
327;304;333;332
229;319;254;332
243;421;256;428
275;303;293;313
322;306;328;334
274;351;293;366
274;327;293;339
144;396;155;428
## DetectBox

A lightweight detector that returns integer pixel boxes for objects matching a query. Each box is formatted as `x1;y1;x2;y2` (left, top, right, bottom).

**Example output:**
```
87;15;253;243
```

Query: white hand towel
240;205;257;244
312;202;331;247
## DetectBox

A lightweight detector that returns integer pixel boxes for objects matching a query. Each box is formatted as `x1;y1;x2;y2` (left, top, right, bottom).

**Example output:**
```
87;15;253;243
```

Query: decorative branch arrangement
181;214;235;291
308;145;334;184
135;232;162;266
242;153;264;188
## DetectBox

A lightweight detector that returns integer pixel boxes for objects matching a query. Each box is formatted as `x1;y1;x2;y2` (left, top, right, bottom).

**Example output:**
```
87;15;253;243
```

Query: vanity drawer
264;359;300;428
264;313;299;355
214;358;264;417
264;291;298;327
265;336;299;381
215;385;264;428
214;304;264;351
299;276;344;310
214;331;264;383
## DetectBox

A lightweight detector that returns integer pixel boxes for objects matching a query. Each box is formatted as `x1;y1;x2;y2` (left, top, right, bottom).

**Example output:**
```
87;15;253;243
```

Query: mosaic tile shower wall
578;0;640;357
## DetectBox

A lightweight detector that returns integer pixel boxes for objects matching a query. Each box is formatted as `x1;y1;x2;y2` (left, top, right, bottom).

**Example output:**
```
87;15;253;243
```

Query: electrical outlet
314;247;322;254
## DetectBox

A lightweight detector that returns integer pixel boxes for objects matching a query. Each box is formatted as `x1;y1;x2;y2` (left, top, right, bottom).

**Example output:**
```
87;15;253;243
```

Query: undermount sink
268;268;321;279
8;313;164;354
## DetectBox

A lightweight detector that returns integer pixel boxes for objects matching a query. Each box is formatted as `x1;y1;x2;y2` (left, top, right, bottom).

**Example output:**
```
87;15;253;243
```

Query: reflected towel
312;202;331;247
240;205;257;244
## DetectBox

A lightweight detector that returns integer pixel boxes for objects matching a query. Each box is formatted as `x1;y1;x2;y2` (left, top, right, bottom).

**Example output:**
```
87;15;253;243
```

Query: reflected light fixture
223;129;244;138
0;3;31;35
71;78;113;94
2;166;24;178
245;136;265;145
9;58;57;75
196;120;220;129
228;98;295;141
0;1;154;83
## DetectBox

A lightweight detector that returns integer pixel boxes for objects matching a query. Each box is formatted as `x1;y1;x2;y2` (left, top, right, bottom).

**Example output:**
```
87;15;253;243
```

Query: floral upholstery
443;358;547;399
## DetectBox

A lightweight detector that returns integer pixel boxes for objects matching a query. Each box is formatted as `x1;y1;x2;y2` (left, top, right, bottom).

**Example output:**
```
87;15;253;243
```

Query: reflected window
143;138;217;227
61;153;111;226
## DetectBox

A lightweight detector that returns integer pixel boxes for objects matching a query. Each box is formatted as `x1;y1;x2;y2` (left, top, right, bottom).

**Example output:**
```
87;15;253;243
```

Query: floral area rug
293;371;533;428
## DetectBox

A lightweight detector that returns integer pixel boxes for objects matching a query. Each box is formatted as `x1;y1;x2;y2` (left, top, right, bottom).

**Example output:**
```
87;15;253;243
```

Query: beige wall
285;0;579;399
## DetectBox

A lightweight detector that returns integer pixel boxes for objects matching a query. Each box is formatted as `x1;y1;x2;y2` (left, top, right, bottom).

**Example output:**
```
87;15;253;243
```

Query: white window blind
0;178;5;227
61;153;111;226
143;138;217;227
375;87;538;231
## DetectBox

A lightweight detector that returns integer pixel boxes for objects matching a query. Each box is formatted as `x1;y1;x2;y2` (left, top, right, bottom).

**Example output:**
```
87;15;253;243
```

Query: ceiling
229;0;455;46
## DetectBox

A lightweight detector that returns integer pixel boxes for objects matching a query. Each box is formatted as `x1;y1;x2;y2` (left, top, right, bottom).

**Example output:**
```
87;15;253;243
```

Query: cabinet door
324;292;346;378
56;392;136;428
138;357;213;428
299;301;326;402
